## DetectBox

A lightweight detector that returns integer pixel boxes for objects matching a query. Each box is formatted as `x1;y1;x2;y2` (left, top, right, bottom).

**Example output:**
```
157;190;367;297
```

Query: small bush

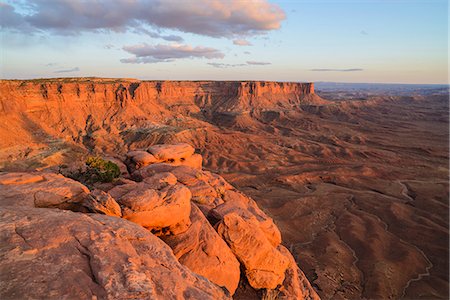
85;156;121;183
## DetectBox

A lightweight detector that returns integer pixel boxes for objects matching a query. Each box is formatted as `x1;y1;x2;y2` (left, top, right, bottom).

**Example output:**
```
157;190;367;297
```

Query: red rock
162;205;240;295
125;150;158;172
217;213;289;290
147;143;195;161
82;189;122;217
0;206;230;300
181;153;203;169
211;190;282;247
110;181;192;235
277;245;320;300
142;172;177;189
0;172;89;209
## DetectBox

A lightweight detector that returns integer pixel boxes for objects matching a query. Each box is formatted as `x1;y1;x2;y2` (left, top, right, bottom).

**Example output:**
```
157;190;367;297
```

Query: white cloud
121;43;224;64
1;0;285;38
247;61;271;65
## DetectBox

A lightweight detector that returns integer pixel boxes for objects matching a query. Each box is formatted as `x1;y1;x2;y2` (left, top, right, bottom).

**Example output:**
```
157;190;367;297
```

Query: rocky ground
0;79;448;299
0;143;319;299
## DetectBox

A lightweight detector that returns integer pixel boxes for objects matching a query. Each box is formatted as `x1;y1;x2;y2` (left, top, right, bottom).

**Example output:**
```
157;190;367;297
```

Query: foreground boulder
0;172;89;209
0;206;230;300
211;189;282;247
162;205;241;295
108;178;192;235
217;213;289;290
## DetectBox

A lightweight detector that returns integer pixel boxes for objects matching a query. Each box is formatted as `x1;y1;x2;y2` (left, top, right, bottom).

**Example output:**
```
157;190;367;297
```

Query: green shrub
85;156;121;183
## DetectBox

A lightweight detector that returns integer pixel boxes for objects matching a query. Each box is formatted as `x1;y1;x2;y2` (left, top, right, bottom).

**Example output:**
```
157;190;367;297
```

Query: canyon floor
0;80;448;299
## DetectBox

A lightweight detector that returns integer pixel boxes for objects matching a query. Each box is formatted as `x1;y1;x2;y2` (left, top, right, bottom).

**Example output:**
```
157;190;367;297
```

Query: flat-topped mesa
0;79;314;115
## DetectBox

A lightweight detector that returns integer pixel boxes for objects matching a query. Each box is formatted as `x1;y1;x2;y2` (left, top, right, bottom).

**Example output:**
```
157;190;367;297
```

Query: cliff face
0;79;314;113
0;79;315;155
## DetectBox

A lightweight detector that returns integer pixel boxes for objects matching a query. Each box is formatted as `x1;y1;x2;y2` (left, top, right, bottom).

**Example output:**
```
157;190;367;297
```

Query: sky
0;0;448;84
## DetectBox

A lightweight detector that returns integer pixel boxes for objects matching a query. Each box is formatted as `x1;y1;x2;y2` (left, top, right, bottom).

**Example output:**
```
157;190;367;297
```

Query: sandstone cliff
0;78;318;167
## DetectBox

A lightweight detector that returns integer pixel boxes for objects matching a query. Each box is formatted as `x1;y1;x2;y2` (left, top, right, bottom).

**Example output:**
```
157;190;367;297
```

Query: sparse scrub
66;156;120;184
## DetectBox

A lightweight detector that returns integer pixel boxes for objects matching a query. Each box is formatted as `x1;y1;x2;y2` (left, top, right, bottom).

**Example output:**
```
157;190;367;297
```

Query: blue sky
0;0;448;84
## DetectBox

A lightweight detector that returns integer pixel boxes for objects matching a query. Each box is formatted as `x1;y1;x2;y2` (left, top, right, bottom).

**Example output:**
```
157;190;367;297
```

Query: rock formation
0;144;319;299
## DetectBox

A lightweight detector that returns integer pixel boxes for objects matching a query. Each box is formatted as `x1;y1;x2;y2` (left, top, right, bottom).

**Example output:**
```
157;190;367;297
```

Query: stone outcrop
126;143;202;173
0;172;90;209
0;206;229;300
0;144;319;299
82;189;122;217
217;213;289;290
0;79;315;158
162;204;241;295
278;245;320;300
108;180;192;235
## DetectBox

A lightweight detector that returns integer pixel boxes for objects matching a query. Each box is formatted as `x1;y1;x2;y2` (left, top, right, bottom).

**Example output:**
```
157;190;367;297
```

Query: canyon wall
0;79;315;156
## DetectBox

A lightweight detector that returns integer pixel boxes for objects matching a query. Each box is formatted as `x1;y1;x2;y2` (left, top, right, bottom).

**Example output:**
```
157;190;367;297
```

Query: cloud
233;39;252;46
310;68;363;72
121;43;224;64
247;61;271;65
104;44;115;49
360;30;368;35
133;27;184;42
45;62;58;67
208;62;246;68
1;0;285;38
54;67;80;73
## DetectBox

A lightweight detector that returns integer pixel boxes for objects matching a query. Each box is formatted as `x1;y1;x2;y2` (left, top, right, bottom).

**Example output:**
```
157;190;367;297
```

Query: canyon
0;78;448;299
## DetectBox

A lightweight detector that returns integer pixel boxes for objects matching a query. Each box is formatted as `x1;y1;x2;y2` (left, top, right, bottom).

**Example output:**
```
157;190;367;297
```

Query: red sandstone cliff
0;78;317;157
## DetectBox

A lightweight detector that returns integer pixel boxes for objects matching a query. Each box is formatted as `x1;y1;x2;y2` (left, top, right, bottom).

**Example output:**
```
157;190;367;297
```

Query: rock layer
0;206;229;300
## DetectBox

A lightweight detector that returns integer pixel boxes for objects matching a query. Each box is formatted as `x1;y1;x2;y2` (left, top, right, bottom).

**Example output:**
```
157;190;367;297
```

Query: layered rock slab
0;206;230;300
162;204;241;295
0;172;90;209
217;213;289;290
108;179;191;235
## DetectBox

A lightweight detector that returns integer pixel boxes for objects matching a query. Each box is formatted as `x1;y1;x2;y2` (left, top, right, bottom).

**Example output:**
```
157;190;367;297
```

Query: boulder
147;143;195;161
142;172;177;189
211;190;282;247
162;205;241;295
125;150;158;172
217;213;289;290
277;245;320;300
82;189;122;217
0;172;89;209
0;206;230;300
182;153;203;169
109;181;192;235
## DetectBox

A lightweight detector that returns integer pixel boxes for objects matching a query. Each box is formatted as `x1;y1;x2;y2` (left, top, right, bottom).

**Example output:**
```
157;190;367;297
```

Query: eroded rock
147;143;195;161
0;172;89;209
278;245;320;300
217;213;289;290
82;189;122;217
108;179;192;235
162;204;241;295
0;206;230;300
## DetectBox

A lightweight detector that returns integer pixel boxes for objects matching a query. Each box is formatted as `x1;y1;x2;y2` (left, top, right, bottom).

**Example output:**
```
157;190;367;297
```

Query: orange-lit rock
217;213;289;290
0;206;230;300
162;205;241;295
0;172;89;209
110;181;192;235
